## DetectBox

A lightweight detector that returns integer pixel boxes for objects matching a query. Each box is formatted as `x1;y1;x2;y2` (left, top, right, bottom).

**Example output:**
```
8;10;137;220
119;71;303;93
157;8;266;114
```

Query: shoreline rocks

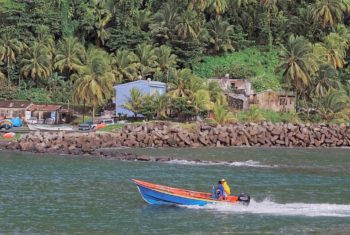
4;123;350;157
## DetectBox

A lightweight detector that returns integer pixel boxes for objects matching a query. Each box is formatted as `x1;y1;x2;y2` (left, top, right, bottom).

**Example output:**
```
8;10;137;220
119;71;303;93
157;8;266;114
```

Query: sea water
0;148;349;234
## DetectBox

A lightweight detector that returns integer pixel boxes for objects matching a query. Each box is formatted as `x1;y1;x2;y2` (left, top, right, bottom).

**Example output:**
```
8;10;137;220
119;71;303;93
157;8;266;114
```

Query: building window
279;97;287;106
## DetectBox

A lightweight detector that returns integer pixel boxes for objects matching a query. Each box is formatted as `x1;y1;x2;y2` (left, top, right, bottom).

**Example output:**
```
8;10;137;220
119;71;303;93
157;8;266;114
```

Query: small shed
114;80;166;117
0;100;32;119
27;104;63;124
252;90;296;112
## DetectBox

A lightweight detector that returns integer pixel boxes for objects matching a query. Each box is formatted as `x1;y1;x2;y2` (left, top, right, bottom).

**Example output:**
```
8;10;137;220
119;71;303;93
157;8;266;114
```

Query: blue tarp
11;117;22;127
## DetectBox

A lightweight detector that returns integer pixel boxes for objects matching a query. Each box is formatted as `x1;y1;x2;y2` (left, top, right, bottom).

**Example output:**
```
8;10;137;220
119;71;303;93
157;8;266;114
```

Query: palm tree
0;34;24;86
93;4;112;46
168;68;198;98
277;35;318;99
133;43;158;78
36;24;56;59
153;94;169;118
187;0;209;11
123;88;143;117
175;10;203;40
193;89;212;114
72;48;115;122
210;0;229;14
317;88;350;122
55;37;86;73
111;49;138;82
189;0;229;14
211;99;234;124
150;2;180;41
312;0;346;28
312;64;341;98
206;17;234;55
313;33;348;69
0;70;5;83
208;80;225;103
230;0;257;8
285;5;323;41
260;0;278;51
132;9;154;31
260;0;277;10
167;67;209;114
155;45;177;72
20;42;52;82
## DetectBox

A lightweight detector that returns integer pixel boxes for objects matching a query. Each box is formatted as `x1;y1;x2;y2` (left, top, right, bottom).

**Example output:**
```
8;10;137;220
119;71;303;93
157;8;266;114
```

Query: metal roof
114;80;166;88
0;100;32;109
27;104;62;112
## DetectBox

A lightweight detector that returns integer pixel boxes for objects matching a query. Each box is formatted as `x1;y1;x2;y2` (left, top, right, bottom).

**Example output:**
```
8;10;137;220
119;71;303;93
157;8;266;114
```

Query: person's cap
221;179;226;182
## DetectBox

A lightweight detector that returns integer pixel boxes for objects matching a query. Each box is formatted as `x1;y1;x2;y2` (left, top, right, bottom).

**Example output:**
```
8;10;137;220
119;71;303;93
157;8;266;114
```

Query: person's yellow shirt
223;182;231;195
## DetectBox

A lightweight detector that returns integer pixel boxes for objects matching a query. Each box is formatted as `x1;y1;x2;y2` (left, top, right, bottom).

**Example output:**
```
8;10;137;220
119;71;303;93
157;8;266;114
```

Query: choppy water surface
0;148;349;234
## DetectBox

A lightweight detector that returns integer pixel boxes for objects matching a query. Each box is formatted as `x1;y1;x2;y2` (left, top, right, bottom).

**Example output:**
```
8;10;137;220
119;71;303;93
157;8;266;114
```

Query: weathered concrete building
0;100;32;118
209;78;296;111
251;90;296;112
209;78;254;110
26;104;63;124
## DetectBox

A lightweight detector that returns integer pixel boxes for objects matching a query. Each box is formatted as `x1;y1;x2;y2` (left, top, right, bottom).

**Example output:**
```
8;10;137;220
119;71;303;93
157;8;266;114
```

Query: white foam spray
182;198;350;217
167;159;277;168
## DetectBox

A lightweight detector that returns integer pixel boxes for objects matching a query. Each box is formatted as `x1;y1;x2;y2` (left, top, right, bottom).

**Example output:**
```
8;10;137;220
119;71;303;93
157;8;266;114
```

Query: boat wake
182;198;350;217
167;159;277;168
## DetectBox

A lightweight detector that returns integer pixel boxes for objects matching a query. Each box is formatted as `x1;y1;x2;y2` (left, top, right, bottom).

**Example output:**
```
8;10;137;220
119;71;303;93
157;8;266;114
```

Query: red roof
0;100;32;109
27;104;62;112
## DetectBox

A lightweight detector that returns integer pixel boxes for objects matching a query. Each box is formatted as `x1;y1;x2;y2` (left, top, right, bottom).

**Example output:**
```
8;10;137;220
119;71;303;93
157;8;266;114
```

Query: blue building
114;80;166;117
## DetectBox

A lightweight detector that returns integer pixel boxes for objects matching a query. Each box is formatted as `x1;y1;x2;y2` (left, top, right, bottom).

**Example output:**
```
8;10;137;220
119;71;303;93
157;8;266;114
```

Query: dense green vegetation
193;47;282;91
1;0;350;123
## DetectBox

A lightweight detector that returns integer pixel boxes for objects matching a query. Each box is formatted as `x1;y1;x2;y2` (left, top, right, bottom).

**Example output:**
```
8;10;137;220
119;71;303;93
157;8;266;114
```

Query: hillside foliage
1;0;350;122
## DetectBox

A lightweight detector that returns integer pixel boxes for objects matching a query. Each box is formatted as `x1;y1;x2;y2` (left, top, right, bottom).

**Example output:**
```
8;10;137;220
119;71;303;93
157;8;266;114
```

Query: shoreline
1;122;349;161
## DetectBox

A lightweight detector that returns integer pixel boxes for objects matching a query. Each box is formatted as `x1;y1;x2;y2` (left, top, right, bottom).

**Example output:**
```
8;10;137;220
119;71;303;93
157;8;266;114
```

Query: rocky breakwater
116;122;350;148
7;130;174;161
6;122;350;158
11;122;350;149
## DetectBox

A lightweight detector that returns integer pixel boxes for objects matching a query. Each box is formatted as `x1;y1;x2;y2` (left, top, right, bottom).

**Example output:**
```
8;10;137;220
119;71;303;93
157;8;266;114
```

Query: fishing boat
0;120;13;130
27;123;75;131
132;179;250;206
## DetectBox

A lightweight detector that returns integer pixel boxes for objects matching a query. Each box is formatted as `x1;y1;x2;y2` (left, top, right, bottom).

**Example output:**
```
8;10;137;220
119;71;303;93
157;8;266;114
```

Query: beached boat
133;179;250;206
0;120;13;130
27;123;75;131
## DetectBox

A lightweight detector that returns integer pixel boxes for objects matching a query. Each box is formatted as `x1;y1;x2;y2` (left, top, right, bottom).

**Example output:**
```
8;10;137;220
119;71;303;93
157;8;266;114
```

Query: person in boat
215;180;225;200
216;179;231;200
221;178;231;200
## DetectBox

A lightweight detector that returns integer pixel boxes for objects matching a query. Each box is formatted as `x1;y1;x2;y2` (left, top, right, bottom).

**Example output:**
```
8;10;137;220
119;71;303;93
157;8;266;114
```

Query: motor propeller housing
237;193;250;205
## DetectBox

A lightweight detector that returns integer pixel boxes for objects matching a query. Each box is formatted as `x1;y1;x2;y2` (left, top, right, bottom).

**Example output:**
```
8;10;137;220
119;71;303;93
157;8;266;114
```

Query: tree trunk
92;105;95;123
295;92;300;112
268;11;273;52
18;74;21;91
7;59;10;88
83;101;85;123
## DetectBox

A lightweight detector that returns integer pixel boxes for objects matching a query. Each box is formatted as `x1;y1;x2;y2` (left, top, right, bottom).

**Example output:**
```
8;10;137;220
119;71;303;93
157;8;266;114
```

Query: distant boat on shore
27;123;75;131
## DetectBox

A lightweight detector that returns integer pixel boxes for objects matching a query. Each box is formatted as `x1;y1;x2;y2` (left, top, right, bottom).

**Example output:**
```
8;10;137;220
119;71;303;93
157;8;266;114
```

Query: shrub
210;100;236;125
237;107;301;123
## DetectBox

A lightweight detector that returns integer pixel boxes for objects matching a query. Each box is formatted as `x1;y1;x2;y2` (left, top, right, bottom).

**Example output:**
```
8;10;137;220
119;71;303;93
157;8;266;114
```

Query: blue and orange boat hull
133;179;250;206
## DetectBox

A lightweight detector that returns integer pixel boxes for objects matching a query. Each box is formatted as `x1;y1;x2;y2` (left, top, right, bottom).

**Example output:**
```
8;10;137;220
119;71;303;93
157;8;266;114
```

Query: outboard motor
237;193;250;205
